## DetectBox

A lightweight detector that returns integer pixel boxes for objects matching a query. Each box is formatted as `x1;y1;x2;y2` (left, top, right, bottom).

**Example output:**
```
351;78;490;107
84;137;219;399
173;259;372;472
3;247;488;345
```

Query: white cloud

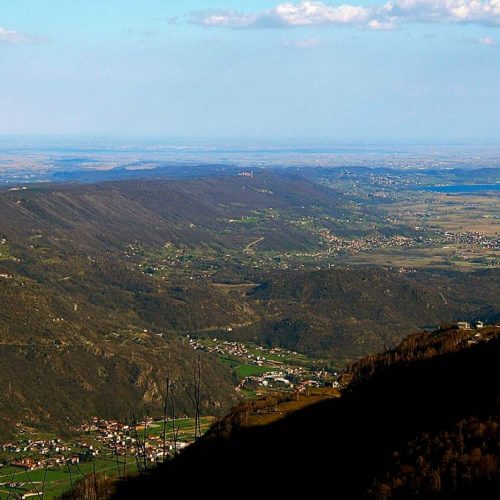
191;10;259;28
191;1;500;30
478;36;498;45
0;27;28;44
0;26;45;44
389;0;500;25
367;19;397;31
284;37;323;47
191;2;375;28
272;2;372;26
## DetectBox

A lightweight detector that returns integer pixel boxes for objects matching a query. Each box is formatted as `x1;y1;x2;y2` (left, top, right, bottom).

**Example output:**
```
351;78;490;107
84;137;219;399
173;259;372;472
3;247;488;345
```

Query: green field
219;357;277;379
139;417;215;441
0;457;138;499
235;363;277;378
0;417;214;499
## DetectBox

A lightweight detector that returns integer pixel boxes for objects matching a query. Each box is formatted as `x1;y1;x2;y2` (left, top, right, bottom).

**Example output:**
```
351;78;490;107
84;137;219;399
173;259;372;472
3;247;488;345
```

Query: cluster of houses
443;231;499;251
1;438;82;471
449;321;500;348
316;229;420;254
189;338;292;367
289;218;427;257
240;368;337;393
454;320;488;331
189;338;250;359
1;416;195;476
77;418;187;463
188;337;338;392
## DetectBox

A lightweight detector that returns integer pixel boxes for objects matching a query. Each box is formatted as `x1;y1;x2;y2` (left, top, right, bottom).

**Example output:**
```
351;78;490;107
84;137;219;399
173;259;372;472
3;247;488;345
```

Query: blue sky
1;1;500;143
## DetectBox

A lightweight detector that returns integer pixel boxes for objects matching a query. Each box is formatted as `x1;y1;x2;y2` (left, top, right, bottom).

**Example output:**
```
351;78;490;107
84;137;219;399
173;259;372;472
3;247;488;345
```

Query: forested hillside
231;268;499;359
0;174;498;436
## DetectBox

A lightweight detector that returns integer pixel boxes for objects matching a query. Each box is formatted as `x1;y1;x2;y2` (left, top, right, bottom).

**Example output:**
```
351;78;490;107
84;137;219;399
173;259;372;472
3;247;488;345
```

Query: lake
422;184;500;193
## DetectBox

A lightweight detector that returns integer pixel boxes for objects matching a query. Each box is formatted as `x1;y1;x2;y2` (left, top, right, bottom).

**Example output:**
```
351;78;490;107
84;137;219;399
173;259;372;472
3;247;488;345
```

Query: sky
1;0;500;144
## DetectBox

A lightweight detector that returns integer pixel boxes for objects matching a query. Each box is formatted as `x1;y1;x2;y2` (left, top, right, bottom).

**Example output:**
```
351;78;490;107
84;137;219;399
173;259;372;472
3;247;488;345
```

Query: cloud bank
0;26;44;44
191;1;500;30
0;27;29;43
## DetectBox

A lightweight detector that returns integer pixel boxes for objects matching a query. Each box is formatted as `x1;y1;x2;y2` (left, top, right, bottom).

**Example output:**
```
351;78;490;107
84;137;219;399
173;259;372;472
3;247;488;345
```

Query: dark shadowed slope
112;328;500;499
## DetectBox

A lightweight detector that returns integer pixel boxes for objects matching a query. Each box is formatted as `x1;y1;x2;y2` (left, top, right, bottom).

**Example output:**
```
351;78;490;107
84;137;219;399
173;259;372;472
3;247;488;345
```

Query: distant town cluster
188;337;338;393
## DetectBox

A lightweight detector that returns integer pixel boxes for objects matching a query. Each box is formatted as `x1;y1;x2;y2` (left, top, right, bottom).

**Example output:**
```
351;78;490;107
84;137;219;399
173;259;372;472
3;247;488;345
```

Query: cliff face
112;327;500;499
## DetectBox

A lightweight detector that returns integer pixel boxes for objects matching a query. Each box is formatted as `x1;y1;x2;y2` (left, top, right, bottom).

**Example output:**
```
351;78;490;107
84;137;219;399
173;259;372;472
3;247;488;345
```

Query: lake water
422;184;500;193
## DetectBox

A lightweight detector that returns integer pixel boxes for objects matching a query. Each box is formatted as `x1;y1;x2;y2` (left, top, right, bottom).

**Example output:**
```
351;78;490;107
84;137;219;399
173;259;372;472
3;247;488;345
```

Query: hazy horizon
1;134;500;148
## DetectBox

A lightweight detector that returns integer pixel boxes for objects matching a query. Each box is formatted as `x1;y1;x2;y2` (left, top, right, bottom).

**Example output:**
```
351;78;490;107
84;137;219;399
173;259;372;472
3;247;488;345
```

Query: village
442;230;500;251
0;416;206;498
1;438;78;472
187;337;339;394
0;416;199;474
0;341;339;499
1;323;496;499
